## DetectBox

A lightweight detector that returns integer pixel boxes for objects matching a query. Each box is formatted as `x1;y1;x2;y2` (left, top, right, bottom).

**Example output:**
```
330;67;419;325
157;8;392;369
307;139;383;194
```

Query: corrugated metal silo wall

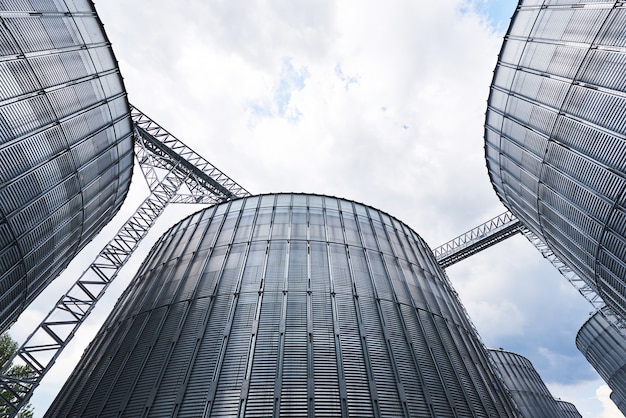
483;1;626;318
489;348;569;418
609;391;626;416
46;193;519;417
0;0;133;332
577;311;626;414
556;400;582;418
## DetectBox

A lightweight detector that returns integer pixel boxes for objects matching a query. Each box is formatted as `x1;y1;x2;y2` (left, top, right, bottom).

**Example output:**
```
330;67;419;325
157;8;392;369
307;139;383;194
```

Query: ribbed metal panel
610;391;626;416
0;0;133;332
489;349;569;417
577;311;626;413
556;400;582;418
484;1;626;319
46;193;519;417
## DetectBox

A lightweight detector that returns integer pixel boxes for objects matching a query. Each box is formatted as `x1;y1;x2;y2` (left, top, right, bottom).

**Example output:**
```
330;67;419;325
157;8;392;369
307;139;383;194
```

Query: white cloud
548;381;624;418
463;298;527;338
597;385;624;418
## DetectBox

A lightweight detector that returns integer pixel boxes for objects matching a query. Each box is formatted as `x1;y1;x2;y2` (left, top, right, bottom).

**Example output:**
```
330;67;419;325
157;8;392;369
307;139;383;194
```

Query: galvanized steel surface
484;1;626;320
0;2;133;333
0;104;250;416
577;311;626;413
46;193;518;417
556;400;582;418
489;348;571;418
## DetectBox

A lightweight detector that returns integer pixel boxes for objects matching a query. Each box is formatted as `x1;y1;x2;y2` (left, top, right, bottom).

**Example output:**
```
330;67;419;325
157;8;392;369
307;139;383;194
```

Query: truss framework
520;228;626;337
0;106;249;417
434;210;626;338
433;211;523;268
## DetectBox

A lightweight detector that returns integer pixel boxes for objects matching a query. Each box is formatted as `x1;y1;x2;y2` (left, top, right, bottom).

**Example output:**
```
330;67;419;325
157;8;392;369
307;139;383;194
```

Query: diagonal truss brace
433;210;626;338
131;105;247;203
520;228;626;338
0;106;250;417
433;211;523;268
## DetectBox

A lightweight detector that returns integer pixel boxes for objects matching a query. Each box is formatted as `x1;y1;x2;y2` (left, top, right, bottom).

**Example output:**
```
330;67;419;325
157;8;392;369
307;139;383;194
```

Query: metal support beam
520;228;626;338
433;211;523;268
131;105;248;202
0;106;250;417
434;211;626;338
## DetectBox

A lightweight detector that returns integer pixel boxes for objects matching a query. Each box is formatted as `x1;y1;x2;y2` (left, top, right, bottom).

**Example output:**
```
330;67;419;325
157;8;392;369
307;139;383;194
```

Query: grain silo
0;1;133;332
46;193;518;417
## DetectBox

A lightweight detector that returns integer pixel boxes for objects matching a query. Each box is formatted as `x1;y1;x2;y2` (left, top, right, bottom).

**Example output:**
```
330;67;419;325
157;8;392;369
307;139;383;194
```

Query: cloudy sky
7;0;623;416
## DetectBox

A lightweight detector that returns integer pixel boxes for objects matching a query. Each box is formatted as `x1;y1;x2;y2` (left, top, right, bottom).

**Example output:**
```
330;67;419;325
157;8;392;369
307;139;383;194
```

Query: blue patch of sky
500;335;597;384
249;57;309;123
469;0;518;34
335;64;359;90
249;102;273;118
275;57;309;121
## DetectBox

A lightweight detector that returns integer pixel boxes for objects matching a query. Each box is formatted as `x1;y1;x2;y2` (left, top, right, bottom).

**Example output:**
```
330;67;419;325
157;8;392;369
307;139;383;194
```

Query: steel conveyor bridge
433;211;626;339
432;211;523;268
